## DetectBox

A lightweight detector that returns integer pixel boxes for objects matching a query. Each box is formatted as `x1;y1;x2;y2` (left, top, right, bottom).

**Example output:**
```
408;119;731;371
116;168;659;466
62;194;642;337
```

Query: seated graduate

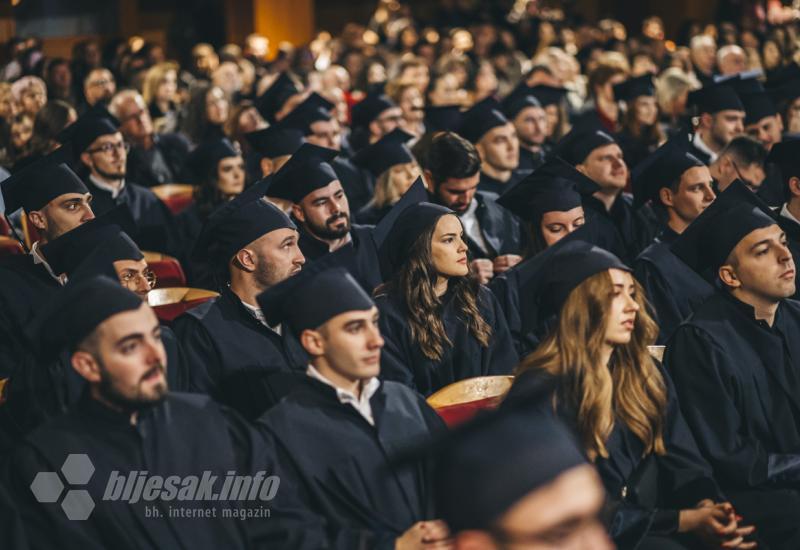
4;276;325;549
507;239;755;550
501;82;550;172
613;74;663;171
173;181;308;419
352;128;423;225
57;105;179;256
412;388;613;550
666;180;800;549
425;131;524;284
374;201;517;396
255;265;450;549
175;137;245;271
264;143;382;292
632;135;716;343
767;139;800;299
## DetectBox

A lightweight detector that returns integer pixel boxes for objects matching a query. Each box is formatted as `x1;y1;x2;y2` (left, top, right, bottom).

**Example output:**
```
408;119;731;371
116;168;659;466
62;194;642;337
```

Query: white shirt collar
239;299;280;334
30;241;66;285
692;133;718;164
306;365;380;425
458;198;490;254
780;203;800;226
89;174;125;199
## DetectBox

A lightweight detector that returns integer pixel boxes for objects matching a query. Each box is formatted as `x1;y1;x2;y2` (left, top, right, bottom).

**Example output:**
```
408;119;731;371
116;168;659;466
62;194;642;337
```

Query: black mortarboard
265;143;339;203
767;78;800;104
457;96;509;143
36;275;144;355
501;83;543;119
496;157;599;221
671;180;777;282
40;205;137;277
244;125;305;159
396;383;586;533
378;202;454;279
554;126;617;165
424;105;463;133
631;133;705;207
56;104;120;156
184;137;240;185
68;231;143;283
255;72;300;123
715;70;765;95
351;92;397;129
612;74;655;102
257;265;374;335
740;91;778;126
280;92;334;136
528;85;568;107
351;128;415;178
688;83;744;114
766;138;800;178
1;148;88;213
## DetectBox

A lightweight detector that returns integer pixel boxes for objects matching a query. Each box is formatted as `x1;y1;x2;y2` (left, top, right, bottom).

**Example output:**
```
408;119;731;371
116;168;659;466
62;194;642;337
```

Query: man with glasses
708;135;767;193
108;89;191;188
60;105;179;256
82;67;116;109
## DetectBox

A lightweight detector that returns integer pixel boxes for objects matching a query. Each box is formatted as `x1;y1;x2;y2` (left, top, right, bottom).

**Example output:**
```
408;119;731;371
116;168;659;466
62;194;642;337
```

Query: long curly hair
517;270;666;461
375;218;492;361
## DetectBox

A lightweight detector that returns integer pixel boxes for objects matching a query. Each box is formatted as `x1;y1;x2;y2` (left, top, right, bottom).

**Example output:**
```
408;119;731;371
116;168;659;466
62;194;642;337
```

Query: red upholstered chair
426;376;515;427
0;215;10;236
0;236;24;258
142;251;186;288
150;184;196;215
147;287;219;323
20;214;41;249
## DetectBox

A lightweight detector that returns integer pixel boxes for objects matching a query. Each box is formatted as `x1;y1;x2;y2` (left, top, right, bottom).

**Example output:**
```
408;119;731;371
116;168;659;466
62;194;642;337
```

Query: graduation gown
375;285;518;396
516;146;546;172
332;157;373;215
507;367;725;549
355;202;391;226
633;228;714;344
583;193;660;264
477;169;527;196
172;287;307;419
257;377;445;549
3;391;326;550
616;129;657;172
126;133;191;188
460;191;524;261
757;162;785;208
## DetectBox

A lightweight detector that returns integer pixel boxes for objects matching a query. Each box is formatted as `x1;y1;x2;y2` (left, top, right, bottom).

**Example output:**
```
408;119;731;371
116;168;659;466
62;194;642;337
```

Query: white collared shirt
458;199;489;254
240;299;281;334
30;241;66;285
692;133;718;164
306;365;380;425
781;203;800;226
89;174;126;199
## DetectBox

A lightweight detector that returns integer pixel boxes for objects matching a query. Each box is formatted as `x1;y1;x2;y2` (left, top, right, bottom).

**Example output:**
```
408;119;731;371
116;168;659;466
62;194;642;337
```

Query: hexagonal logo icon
30;454;96;520
61;489;95;521
30;472;64;503
61;454;95;485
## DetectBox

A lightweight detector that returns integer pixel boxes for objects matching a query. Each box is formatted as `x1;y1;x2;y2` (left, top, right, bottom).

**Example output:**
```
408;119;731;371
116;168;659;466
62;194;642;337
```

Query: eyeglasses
86;141;130;155
119;269;157;289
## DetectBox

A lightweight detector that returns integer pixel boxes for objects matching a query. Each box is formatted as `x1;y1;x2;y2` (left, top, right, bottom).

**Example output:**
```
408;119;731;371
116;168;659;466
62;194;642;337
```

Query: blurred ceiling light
363;29;380;45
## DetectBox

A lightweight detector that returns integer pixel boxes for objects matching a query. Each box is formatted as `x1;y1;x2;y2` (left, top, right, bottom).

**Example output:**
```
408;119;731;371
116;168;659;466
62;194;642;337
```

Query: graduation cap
56;103;120;156
501;83;543;119
280;92;334;136
424;105;463;133
528;85;568;107
265;143;339;203
394;381;586;533
255;72;300;123
35;275;144;356
612;74;655;102
351;92;397;129
457;96;509;143
671;180;777;283
739;91;778;126
714;70;765;95
68;231;143;283
40;204;137;277
766;63;800;89
766;137;800;178
184;137;240;185
688;83;744;114
0;147;88;213
553;125;617;166
257;264;374;336
244;125;305;159
768;78;800;104
496;157;599;222
631;133;705;207
351;128;415;178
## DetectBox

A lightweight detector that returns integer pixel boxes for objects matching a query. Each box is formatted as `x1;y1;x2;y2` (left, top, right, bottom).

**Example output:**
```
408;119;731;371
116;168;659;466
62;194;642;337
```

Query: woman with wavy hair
506;240;756;550
374;202;518;396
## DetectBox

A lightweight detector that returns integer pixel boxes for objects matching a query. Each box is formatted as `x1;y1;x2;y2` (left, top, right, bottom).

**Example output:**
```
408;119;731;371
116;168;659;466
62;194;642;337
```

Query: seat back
142;251;186;288
0;236;24;258
427;375;514;427
150;184;196;215
147;287;219;322
20;214;41;249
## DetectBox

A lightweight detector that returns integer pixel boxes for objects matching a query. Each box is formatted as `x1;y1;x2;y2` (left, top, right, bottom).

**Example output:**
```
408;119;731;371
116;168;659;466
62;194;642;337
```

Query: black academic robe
633;228;714;344
583;193;660;264
516;146;546;172
126;133;191;188
355;202;391;226
757;162;785;208
507;367;725;549
687;142;712;166
3;391;326;550
477;169;527;196
616;130;657;172
257;377;445;549
778;211;800;300
458;191;524;261
375;285;518;396
332;157;373;215
172;287;307;419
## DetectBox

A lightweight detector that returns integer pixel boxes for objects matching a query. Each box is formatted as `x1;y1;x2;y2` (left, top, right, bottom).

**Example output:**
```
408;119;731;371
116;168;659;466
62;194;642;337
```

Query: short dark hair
721;135;767;169
427;132;481;186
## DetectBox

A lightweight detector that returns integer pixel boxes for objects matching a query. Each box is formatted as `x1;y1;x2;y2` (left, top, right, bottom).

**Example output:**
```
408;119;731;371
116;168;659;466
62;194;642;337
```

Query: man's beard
253;256;299;290
307;212;351;240
97;360;167;413
95;164;126;181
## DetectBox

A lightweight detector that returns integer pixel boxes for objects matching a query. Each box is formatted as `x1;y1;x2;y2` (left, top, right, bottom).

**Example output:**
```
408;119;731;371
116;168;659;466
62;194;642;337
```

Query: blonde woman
142;62;179;131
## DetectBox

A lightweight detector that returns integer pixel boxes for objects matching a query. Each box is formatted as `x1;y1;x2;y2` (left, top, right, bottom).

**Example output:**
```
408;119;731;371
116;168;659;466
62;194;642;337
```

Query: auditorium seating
20;214;41;250
151;183;196;215
0;236;24;258
427;375;514;427
147;287;218;322
142;251;187;287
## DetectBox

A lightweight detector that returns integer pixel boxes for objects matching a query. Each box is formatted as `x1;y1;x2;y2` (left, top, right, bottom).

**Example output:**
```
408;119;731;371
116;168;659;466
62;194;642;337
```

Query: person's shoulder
176;295;221;323
156;132;192;151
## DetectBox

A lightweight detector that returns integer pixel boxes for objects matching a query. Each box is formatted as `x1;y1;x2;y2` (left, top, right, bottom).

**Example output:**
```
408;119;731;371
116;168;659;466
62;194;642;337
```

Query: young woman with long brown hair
506;240;757;550
374;202;518;396
615;75;666;171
